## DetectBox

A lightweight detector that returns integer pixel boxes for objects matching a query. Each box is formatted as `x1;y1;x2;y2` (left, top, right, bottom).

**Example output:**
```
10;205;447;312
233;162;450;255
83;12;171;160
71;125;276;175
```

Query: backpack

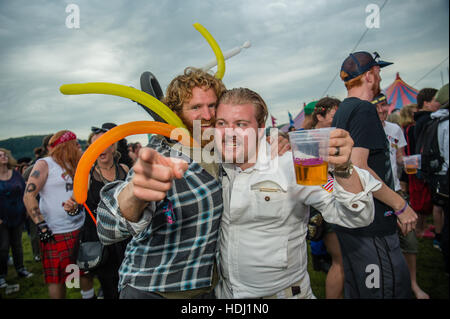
415;114;449;183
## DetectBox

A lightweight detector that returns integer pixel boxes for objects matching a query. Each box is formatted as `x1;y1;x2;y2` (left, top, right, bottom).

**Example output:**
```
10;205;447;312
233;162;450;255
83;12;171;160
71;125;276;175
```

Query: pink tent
385;73;419;113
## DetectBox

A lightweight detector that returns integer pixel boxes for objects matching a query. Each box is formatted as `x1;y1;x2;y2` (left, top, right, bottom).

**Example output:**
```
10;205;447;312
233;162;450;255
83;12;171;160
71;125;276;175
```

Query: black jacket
413;110;432;141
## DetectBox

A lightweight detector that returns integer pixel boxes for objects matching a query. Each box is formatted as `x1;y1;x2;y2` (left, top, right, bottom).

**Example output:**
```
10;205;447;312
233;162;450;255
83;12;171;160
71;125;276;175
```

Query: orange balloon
73;121;196;204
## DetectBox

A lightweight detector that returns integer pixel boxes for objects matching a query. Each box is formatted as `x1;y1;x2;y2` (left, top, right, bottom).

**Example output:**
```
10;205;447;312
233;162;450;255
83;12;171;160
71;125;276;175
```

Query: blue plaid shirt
96;136;223;293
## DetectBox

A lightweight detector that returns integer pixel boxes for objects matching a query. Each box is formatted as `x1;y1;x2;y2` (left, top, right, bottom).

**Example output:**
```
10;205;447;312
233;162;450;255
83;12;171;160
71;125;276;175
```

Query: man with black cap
331;51;418;299
371;92;407;194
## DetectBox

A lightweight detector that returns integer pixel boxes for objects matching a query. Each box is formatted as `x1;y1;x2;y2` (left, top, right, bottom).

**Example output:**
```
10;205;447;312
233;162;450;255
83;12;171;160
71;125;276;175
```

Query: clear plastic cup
288;127;334;186
403;154;421;175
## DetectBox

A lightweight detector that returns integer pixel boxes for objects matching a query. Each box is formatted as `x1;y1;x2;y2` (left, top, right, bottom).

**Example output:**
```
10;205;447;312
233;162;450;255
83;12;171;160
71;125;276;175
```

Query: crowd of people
0;50;448;300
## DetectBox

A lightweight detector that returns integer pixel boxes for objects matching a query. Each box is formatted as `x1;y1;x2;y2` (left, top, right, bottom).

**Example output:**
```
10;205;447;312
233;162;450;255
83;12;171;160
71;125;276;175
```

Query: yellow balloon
193;23;225;79
60;82;187;129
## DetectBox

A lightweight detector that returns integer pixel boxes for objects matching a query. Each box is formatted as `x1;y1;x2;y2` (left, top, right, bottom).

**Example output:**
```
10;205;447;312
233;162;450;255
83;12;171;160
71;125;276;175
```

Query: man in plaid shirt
97;67;291;299
96;67;227;299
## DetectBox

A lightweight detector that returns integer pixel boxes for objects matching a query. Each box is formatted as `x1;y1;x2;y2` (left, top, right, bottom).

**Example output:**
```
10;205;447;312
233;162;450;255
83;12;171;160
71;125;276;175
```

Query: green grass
1;231;448;299
307;236;449;299
1;231;100;299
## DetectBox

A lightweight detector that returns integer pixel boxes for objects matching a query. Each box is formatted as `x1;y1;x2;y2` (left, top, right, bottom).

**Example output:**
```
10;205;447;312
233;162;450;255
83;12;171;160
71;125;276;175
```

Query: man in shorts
331;51;418;298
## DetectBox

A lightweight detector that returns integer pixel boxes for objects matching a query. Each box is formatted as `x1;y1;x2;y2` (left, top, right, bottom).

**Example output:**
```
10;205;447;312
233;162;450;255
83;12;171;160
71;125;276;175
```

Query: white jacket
216;140;381;299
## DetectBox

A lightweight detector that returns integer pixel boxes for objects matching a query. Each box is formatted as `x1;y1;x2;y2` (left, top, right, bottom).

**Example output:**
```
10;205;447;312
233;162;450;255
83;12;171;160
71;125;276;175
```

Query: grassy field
1;230;448;299
308;235;449;299
0;231;100;299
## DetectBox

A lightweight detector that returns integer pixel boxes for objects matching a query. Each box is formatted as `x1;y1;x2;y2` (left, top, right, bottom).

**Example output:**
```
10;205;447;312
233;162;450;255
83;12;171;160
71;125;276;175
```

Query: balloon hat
59;23;230;220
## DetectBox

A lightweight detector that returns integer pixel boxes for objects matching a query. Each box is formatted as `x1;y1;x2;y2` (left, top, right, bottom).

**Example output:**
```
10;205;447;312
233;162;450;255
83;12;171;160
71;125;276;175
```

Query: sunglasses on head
91;127;109;134
373;51;380;61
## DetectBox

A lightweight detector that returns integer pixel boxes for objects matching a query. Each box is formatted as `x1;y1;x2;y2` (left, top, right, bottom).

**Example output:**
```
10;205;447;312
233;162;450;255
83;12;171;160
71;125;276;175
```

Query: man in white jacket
213;88;381;299
121;86;382;299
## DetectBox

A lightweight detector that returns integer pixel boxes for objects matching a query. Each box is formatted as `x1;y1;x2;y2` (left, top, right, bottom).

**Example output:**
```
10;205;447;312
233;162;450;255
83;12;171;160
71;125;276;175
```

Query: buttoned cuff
331;166;382;228
113;181;154;236
333;166;382;212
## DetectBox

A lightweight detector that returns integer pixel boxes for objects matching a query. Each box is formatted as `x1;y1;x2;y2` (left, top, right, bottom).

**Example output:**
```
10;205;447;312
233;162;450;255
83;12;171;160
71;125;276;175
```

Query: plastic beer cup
403;154;421;175
288;127;334;186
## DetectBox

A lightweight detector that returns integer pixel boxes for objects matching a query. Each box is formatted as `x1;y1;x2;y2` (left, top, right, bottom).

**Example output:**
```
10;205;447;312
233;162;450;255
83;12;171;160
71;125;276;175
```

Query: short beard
177;112;215;148
372;81;381;96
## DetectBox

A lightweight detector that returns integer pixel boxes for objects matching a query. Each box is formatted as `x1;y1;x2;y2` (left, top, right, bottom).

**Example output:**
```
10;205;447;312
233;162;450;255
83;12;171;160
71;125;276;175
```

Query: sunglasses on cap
91;127;109;134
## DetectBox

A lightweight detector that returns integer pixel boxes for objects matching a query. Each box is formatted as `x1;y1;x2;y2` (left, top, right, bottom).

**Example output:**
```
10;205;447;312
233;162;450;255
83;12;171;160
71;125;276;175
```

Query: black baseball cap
340;51;393;82
91;122;117;134
371;93;387;105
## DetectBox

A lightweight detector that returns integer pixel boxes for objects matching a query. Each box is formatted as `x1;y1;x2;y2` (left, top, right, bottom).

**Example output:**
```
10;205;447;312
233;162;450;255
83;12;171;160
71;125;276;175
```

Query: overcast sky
0;0;448;144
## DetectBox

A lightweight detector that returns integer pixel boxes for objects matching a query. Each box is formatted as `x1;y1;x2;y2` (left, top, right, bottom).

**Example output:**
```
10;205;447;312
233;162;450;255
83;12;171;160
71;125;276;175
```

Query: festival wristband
384;201;408;217
394;201;409;216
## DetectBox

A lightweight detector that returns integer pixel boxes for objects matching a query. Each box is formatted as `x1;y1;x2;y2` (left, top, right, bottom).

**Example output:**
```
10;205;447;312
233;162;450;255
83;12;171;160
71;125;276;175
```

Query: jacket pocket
250;180;287;221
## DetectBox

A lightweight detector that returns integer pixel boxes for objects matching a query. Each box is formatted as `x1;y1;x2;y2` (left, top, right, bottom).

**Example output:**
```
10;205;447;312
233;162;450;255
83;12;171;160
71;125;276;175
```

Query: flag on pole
281;109;305;132
271;115;277;128
288;112;295;127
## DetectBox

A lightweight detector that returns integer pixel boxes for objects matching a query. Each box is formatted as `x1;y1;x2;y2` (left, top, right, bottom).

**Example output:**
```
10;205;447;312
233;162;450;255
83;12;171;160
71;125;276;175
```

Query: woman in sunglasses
65;122;130;299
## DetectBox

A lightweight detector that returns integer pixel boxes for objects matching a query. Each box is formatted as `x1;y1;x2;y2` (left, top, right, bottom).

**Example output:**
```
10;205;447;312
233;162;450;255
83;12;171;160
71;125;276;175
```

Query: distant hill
0;135;87;162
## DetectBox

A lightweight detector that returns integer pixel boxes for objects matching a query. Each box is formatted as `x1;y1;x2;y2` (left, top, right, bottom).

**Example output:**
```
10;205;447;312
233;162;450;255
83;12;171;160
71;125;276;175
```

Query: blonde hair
49;130;82;179
0;148;17;169
399;104;417;128
387;111;401;126
218;88;269;126
163;67;226;114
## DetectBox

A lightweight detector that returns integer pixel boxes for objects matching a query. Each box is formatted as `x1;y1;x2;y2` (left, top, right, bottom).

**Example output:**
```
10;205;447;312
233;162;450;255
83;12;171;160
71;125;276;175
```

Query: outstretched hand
131;147;189;202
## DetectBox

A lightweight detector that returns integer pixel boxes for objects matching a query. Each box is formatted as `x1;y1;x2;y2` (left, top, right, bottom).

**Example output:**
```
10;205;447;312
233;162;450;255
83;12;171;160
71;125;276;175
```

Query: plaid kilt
40;229;83;284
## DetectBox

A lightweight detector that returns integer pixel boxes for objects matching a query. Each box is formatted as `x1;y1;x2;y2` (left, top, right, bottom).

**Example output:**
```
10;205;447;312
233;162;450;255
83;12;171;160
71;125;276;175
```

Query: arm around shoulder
331;165;382;228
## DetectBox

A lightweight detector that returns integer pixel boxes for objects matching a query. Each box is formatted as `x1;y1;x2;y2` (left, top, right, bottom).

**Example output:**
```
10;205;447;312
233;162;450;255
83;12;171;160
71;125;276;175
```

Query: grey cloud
0;0;448;140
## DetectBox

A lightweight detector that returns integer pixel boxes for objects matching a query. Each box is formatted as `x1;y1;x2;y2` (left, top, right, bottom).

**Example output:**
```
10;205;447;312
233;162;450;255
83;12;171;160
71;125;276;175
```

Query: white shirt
215;140;382;299
383;121;407;191
38;157;85;234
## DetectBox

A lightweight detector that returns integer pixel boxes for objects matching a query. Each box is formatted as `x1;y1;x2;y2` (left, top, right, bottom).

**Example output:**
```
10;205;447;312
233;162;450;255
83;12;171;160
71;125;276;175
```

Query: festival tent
279;103;307;132
385;72;419;113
